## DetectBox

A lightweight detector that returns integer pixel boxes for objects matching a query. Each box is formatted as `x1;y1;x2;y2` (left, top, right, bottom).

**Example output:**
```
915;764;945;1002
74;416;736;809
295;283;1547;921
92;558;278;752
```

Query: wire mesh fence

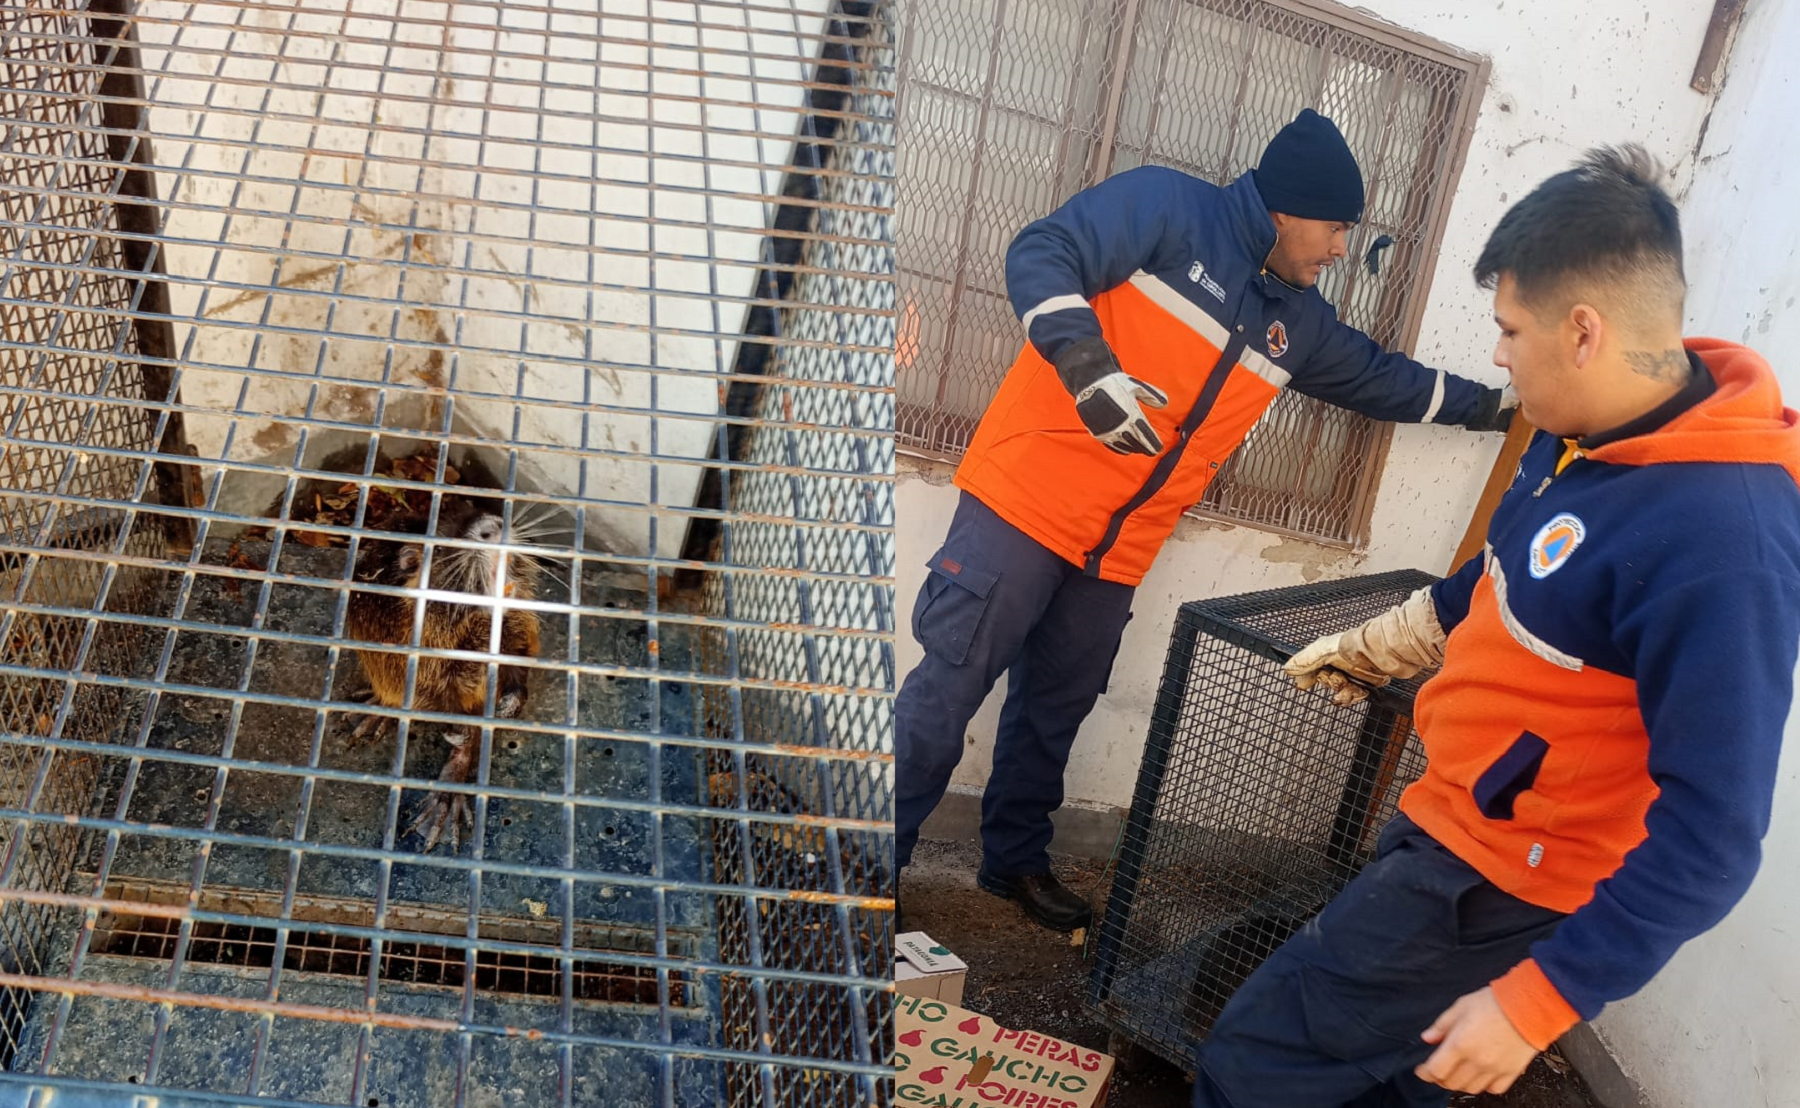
893;0;1485;545
0;0;894;1104
690;3;896;1106
1088;569;1436;1072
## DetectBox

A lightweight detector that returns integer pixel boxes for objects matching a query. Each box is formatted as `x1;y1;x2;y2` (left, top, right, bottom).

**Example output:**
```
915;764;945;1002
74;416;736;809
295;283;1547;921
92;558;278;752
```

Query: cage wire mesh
0;0;894;1105
893;0;1483;545
1088;569;1437;1072
690;3;896;1106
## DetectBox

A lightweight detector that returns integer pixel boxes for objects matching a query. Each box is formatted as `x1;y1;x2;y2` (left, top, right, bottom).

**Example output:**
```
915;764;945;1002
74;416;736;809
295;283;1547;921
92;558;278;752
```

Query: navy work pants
894;492;1134;876
1191;815;1567;1108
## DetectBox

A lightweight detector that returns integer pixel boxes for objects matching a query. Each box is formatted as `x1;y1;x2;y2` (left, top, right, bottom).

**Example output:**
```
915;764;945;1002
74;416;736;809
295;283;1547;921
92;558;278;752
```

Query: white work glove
1283;586;1447;706
1050;337;1169;456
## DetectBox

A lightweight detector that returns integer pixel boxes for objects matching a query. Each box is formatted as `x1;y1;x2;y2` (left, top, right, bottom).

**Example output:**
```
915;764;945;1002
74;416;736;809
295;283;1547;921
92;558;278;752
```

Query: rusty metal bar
1691;0;1748;93
0;971;885;1070
88;0;192;549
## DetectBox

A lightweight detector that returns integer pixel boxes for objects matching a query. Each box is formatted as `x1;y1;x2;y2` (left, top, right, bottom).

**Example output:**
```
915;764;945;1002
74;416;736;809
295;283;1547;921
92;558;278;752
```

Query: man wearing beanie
894;108;1515;934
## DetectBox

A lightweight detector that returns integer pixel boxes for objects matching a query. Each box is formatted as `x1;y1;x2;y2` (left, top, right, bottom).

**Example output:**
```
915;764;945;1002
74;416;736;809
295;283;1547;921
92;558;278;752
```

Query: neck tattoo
1623;348;1690;384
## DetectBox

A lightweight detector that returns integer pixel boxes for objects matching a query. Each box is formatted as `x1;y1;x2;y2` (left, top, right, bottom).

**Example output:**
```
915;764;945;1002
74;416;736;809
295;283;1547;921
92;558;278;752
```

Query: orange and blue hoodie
1406;338;1800;1048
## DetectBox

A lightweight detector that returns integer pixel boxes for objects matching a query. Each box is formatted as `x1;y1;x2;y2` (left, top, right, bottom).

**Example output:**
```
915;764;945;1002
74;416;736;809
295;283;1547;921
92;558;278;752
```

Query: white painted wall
1579;2;1800;1104
140;0;828;557
898;0;1725;817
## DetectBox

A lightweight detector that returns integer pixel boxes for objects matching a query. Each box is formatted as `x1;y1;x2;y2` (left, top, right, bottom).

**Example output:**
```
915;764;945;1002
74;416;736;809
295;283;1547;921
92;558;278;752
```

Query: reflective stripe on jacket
1411;340;1800;1046
955;166;1494;584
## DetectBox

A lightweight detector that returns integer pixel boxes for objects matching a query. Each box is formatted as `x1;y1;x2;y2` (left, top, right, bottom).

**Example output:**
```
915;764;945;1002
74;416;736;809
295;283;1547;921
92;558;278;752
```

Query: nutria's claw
343;709;395;745
406;790;472;853
406;737;478;852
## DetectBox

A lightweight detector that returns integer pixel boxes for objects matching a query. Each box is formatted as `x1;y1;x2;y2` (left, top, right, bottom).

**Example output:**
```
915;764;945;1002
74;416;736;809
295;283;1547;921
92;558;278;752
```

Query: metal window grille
691;3;896;1106
1088;569;1436;1069
894;0;1486;545
0;0;893;1105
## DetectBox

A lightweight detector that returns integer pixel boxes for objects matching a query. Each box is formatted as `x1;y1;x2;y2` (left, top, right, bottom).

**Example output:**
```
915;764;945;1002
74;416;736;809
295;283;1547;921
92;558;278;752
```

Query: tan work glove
1283;586;1447;706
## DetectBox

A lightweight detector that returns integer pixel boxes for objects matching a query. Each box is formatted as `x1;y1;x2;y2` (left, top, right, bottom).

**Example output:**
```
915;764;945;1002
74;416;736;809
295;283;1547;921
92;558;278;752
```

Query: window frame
895;0;1491;549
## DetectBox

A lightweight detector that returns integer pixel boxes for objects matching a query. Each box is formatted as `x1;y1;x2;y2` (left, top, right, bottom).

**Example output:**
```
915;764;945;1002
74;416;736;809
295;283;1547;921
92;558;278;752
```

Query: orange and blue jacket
954;165;1502;585
1407;339;1800;1048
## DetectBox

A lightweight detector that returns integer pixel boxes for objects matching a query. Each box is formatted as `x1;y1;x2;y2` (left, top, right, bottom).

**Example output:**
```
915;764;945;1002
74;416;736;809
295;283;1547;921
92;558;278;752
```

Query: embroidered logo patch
1188;260;1226;302
1265;320;1288;358
1528;513;1586;579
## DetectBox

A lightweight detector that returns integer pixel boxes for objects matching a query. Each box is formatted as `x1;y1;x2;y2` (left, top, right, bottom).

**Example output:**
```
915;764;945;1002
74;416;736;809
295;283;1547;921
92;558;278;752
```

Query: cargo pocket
911;552;1000;667
1471;731;1549;820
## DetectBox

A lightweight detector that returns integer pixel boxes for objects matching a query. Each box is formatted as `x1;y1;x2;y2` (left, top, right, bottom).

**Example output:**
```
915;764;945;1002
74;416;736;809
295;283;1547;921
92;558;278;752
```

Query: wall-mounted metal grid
691;2;896;1104
893;0;1486;546
0;0;894;1105
1089;569;1436;1072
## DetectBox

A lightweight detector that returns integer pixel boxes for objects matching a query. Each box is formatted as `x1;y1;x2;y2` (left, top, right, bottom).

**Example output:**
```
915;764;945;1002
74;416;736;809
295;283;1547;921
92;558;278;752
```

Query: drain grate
88;880;697;1009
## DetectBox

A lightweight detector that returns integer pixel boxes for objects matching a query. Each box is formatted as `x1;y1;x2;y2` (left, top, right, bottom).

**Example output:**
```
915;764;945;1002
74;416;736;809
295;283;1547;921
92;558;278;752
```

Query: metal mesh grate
1088;569;1438;1070
694;2;896;1104
87;878;699;1008
893;0;1484;545
0;0;893;1104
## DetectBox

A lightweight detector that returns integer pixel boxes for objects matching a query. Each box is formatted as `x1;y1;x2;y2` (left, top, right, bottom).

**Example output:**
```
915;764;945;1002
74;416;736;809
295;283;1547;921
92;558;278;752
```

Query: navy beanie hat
1252;109;1365;223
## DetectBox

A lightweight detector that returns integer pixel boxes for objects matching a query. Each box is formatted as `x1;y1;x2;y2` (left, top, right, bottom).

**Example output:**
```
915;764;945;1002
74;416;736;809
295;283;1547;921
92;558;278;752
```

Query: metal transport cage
0;0;894;1105
1089;569;1437;1071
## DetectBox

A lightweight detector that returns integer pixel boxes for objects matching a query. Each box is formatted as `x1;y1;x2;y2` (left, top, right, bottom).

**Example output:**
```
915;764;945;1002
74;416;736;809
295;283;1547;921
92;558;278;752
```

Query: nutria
343;497;543;851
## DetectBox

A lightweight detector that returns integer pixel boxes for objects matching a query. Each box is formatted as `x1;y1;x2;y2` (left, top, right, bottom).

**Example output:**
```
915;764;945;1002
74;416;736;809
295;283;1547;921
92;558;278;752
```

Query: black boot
976;868;1093;932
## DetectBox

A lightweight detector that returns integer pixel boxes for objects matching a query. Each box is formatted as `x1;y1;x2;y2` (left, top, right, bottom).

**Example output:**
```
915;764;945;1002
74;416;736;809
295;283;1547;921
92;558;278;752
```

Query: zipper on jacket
1533;440;1584;497
1258;233;1306;294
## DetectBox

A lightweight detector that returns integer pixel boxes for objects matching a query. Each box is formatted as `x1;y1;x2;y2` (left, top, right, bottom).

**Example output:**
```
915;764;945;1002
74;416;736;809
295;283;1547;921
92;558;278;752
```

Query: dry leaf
227;541;263;572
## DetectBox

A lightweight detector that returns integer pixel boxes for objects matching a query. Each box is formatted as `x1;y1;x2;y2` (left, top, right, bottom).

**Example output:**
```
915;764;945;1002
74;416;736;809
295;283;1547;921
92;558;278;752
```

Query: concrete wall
897;0;1725;819
1580;2;1800;1104
140;0;829;558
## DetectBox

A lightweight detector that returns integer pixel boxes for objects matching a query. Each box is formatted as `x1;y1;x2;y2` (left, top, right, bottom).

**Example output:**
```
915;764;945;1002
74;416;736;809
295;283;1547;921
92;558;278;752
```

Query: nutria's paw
406;791;472;853
341;708;396;746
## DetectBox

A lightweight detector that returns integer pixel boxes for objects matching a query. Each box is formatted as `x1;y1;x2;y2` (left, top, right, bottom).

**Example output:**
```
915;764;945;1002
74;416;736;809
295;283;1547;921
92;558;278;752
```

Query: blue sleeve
1289;310;1495;426
1004;166;1188;364
1524;562;1800;1019
1430;431;1555;628
1428;552;1485;631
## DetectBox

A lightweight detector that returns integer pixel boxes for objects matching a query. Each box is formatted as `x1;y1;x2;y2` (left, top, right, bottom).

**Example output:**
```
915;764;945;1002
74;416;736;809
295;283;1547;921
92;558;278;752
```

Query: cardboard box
894;993;1114;1108
895;931;968;1005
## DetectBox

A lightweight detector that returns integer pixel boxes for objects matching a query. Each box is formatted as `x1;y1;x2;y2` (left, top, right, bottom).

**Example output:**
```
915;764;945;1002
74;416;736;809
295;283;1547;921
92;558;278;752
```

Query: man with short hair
895;109;1515;933
1190;144;1800;1105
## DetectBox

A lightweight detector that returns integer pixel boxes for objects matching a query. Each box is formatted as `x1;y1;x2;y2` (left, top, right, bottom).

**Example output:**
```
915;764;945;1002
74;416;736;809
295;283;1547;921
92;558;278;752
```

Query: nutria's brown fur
345;497;542;850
